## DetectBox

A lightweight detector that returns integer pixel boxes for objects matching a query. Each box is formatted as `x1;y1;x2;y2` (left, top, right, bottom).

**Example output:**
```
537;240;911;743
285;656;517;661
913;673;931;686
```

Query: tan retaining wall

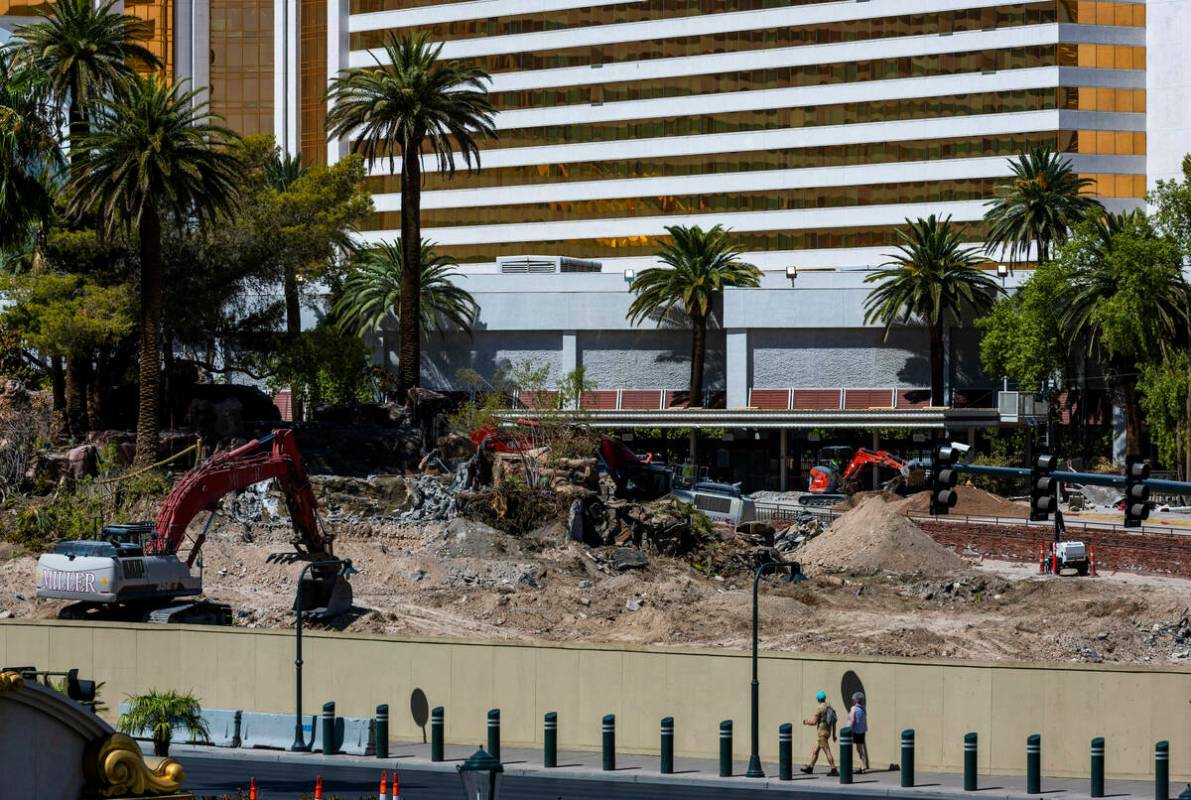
1;620;1188;780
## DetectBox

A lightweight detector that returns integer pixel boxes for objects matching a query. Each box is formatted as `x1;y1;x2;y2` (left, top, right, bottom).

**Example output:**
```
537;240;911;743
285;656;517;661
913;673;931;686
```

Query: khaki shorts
817;729;830;748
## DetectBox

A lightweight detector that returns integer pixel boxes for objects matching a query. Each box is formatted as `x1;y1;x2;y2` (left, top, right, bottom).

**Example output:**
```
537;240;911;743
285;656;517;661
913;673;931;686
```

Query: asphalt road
179;751;834;800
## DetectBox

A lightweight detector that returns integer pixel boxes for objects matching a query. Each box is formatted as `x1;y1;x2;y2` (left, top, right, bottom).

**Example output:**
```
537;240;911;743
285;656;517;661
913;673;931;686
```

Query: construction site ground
2;488;1190;667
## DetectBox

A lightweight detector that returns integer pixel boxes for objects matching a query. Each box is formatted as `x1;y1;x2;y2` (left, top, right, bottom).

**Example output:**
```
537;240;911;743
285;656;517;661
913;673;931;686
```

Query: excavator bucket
295;574;354;620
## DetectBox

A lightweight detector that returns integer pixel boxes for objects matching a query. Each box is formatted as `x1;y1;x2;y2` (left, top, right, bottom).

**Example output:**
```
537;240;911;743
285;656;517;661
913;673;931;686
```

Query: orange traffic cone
393;770;400;800
1038;545;1046;573
249;777;257;800
1089;545;1098;577
314;775;324;800
378;771;389;800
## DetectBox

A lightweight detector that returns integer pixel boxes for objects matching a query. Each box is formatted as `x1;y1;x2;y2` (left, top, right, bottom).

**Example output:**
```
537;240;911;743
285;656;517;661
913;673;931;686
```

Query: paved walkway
160;739;1181;800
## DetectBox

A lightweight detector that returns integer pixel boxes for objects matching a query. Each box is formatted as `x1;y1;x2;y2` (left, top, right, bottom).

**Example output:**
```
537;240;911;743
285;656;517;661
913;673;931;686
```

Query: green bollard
1027;734;1041;794
374;704;389;759
1156;741;1169;800
543;712;557;768
779;723;793;781
964;733;978;791
901;729;915;788
321;702;337;755
487;709;501;762
430;706;444;762
602;714;616;771
839;726;854;785
719;720;733;778
660;717;674;775
1091;737;1105;798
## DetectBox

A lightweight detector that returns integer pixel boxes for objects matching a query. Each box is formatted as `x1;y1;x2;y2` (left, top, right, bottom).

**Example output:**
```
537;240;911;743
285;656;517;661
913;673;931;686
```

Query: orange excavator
798;446;926;507
35;429;352;624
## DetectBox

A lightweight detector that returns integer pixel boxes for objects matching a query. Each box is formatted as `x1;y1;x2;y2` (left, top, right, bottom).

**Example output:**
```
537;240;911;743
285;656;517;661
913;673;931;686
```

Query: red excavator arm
839;448;909;483
148;429;330;567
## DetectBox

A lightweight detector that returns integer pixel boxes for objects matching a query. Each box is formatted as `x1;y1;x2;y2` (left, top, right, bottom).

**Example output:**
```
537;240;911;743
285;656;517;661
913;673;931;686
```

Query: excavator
34;429;353;625
798;445;926;507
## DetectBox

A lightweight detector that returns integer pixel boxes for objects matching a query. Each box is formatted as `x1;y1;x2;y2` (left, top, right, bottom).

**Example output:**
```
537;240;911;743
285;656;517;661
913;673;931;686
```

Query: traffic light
1123;456;1151;528
930;445;961;515
1030;454;1058;521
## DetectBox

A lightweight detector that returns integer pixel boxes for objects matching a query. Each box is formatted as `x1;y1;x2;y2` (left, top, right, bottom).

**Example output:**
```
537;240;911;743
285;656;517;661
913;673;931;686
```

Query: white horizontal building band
351;0;1059;53
478;26;1062;94
453;68;1065;132
349;0;628;34
359;196;1141;248
362;106;1142;179
371;153;1145;212
368;198;990;246
364;110;1068;176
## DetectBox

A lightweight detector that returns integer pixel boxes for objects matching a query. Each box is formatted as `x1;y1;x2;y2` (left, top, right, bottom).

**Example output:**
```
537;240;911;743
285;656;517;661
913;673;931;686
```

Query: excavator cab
806;446;854;495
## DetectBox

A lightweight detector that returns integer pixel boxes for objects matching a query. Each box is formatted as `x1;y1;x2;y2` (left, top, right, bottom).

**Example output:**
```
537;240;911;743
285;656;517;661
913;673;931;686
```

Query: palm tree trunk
283;263;304;421
1121;374;1142;458
134;205;163;467
398;135;423;404
153;734;170;758
65;354;92;437
68;89;86;178
688;312;706;407
928;320;945;407
49;355;66;434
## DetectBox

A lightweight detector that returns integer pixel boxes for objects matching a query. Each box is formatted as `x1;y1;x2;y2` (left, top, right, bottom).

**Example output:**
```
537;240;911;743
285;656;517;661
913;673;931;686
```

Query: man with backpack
800;690;838;776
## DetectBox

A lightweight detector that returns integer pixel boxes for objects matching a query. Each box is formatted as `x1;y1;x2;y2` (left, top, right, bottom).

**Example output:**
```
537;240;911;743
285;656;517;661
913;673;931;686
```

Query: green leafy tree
263;322;372;411
118;690;208;757
326;30;496;401
1139;352;1190;476
334;239;478;339
977;259;1072;392
65;75;241;465
628;224;761;407
1148;153;1191;474
1056;212;1189;456
864;215;1001;407
10;0;160;175
983;146;1101;265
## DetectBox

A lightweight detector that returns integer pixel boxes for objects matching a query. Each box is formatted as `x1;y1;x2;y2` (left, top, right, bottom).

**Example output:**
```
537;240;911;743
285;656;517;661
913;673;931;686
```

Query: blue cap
816;691;826;702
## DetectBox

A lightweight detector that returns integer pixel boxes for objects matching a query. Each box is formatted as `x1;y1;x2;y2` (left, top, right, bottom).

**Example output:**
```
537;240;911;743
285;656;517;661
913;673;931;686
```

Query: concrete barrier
339;717;374;756
241;711;315;750
196;709;239;747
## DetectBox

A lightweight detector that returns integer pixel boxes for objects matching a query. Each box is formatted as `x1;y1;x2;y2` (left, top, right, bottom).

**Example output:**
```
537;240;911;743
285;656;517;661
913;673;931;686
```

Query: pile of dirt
894;486;1029;518
796;496;970;577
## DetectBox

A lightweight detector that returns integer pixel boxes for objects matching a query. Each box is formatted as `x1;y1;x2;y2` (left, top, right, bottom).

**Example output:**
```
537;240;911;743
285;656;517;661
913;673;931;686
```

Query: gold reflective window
209;0;275;136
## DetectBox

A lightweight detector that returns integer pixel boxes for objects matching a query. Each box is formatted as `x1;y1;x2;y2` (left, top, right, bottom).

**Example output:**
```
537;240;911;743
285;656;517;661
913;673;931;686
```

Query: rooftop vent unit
497;255;602;274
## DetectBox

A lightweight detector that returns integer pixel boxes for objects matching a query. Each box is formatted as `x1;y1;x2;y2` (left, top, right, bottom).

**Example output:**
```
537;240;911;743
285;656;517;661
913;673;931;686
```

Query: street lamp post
746;560;806;778
458;747;504;800
291;558;354;752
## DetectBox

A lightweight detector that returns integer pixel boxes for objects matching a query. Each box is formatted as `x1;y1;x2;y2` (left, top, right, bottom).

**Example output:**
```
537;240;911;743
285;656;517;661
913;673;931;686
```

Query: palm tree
266;149;307;192
118;690;208;757
628;224;762;406
326;30;495;402
983;146;1101;265
334;239;478;339
65;75;241;465
864;215;1001;407
0;51;61;251
10;0;160;175
1059;211;1189;456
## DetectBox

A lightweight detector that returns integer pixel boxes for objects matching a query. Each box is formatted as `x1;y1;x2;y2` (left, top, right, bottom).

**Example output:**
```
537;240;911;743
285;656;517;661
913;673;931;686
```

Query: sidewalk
161;739;1177;800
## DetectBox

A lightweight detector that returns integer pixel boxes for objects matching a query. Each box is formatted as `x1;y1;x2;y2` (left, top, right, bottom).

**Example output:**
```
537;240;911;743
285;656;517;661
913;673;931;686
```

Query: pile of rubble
772;512;823;553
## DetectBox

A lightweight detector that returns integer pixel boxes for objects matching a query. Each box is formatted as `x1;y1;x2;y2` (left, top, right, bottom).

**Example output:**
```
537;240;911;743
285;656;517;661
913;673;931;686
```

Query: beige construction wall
1;620;1188;781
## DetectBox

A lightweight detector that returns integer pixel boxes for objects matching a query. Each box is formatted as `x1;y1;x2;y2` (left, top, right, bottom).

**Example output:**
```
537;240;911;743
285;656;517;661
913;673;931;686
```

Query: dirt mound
894;486;1029;518
796;496;970;577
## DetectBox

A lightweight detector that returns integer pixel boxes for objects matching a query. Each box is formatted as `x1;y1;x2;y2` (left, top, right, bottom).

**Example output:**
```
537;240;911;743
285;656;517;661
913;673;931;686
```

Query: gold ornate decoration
0;671;24;693
83;733;186;798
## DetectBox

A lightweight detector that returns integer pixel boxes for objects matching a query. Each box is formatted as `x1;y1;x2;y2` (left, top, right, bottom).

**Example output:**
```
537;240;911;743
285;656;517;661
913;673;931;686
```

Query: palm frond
333;238;478;338
983;146;1102;263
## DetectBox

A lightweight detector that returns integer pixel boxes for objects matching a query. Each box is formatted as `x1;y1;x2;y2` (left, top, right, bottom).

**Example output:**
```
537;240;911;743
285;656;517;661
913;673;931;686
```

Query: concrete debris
625;598;642;612
612;547;648;571
773;512;823;553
